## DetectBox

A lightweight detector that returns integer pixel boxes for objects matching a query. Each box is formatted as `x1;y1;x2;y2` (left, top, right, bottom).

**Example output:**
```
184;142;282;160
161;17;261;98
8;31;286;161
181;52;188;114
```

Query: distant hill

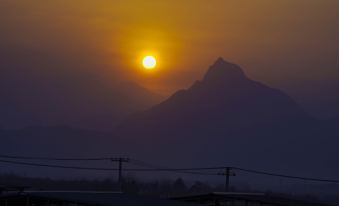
115;58;339;176
0;126;113;157
0;78;162;131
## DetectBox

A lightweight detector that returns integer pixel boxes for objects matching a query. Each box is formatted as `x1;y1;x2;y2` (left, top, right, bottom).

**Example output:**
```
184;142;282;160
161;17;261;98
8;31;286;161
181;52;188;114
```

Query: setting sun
142;56;157;69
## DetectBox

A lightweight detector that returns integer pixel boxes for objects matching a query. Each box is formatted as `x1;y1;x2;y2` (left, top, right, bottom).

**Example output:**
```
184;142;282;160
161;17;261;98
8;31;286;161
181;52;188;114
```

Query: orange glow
4;0;338;95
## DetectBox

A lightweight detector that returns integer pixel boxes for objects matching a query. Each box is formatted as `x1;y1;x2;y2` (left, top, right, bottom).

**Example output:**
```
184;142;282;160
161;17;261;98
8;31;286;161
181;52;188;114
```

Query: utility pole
110;157;129;192
217;167;236;192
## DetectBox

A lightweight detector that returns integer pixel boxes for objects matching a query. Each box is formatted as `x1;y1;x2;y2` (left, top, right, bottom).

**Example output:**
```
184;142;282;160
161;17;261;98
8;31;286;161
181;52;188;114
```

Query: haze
1;0;339;119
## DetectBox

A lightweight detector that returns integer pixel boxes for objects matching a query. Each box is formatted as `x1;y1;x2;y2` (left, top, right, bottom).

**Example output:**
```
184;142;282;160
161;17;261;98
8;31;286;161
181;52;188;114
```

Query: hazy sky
1;0;339;117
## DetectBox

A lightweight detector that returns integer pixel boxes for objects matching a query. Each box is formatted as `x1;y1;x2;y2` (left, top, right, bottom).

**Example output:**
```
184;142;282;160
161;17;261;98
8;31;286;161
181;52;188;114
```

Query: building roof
1;191;199;206
0;191;333;206
171;192;333;206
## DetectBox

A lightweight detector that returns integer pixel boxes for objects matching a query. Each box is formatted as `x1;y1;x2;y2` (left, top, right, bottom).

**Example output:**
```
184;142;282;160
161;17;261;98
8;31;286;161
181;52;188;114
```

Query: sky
1;0;339;118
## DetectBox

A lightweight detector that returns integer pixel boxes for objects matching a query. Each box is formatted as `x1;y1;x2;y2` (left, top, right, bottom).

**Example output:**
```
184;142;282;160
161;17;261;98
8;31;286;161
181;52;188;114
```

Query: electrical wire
233;167;339;183
1;155;339;183
129;159;217;176
0;154;111;161
0;159;115;171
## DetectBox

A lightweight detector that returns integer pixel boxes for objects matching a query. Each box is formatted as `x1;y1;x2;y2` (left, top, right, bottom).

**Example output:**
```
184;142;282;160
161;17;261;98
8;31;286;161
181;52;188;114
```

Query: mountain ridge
113;58;337;175
120;58;312;129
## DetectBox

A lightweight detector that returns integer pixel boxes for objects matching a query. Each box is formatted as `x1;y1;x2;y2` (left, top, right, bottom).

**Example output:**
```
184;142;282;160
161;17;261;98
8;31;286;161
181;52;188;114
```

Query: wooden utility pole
110;157;129;192
218;167;236;192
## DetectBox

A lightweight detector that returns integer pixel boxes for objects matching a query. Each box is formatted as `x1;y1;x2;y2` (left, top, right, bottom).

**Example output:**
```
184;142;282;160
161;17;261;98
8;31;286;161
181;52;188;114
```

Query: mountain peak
214;57;228;65
203;57;246;83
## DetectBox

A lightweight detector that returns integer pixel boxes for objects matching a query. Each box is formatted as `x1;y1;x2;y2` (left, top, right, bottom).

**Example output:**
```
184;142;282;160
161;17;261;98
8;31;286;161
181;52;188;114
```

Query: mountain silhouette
115;58;338;175
203;57;246;82
116;57;312;134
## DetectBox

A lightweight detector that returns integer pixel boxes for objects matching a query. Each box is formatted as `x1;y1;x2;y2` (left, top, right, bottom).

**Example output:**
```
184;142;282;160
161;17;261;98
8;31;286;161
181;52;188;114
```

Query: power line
129;159;217;176
0;154;111;161
233;167;339;183
0;156;219;176
0;159;115;171
0;158;218;176
0;159;217;175
129;159;226;171
1;155;339;183
0;155;217;171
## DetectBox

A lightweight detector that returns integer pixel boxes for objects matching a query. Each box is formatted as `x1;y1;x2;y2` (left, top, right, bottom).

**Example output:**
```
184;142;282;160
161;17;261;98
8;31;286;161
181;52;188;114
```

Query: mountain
115;58;339;176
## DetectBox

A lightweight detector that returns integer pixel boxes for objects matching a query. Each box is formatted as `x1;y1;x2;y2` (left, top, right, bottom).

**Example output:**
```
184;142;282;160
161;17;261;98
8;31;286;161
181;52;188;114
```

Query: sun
142;56;157;69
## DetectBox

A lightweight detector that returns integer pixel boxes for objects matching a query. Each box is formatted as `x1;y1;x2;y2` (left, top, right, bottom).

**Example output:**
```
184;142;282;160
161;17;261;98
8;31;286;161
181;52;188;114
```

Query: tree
172;178;187;195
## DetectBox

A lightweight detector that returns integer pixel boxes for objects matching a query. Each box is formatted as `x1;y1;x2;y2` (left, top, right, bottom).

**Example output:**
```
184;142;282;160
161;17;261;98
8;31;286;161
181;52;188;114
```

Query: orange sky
1;0;339;95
